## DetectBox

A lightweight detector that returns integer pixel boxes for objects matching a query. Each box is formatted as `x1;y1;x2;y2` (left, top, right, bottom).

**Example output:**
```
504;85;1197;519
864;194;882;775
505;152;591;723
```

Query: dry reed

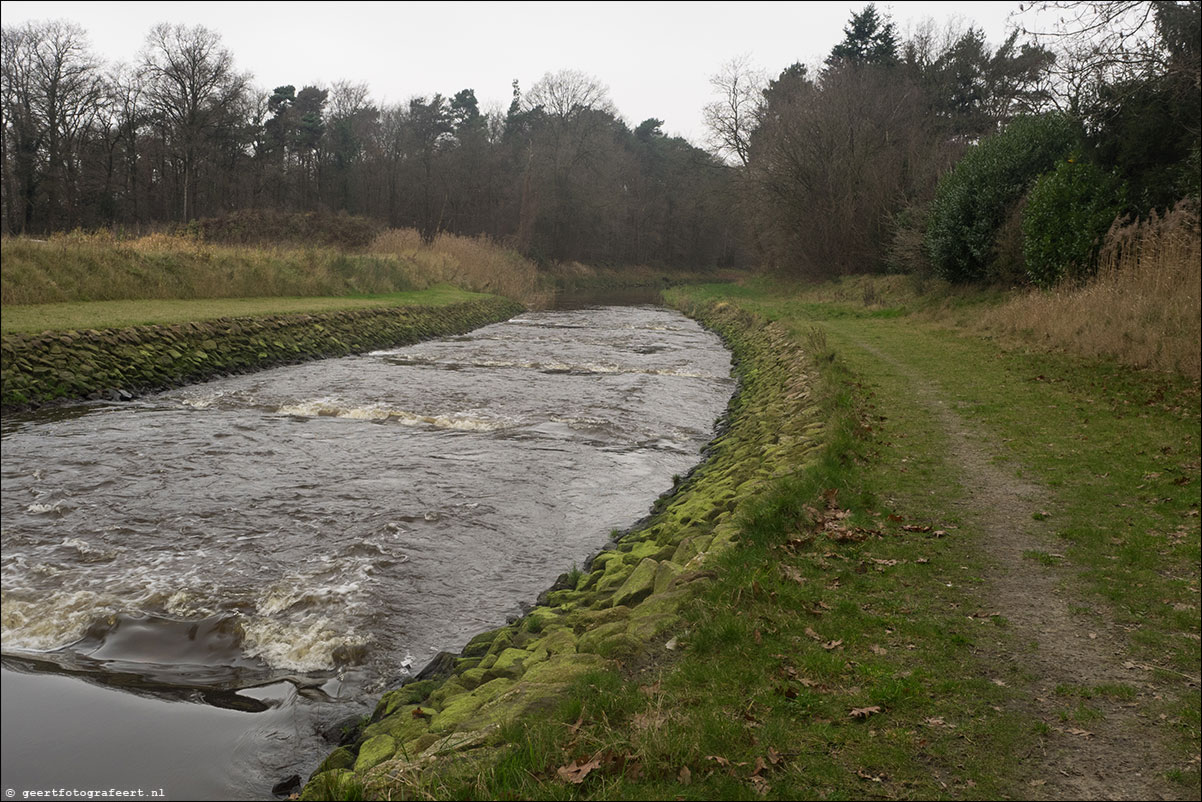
2;228;543;306
977;201;1201;380
368;229;544;305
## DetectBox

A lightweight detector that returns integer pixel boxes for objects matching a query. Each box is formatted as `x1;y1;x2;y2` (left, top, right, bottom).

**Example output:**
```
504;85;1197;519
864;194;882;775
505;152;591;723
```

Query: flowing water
0;302;733;799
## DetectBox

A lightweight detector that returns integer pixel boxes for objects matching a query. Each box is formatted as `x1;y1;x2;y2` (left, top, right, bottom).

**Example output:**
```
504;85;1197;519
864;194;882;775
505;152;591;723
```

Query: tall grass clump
978;201;1201;379
368;229;543;304
0;230;428;305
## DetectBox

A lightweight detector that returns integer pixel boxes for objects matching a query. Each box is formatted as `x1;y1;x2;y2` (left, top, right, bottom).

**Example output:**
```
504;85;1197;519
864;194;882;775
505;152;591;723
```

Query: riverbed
0;302;733;799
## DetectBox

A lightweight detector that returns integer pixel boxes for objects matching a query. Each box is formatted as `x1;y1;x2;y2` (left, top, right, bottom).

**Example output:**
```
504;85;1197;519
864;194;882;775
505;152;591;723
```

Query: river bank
0;294;523;410
298;296;830;799
298;283;1198;800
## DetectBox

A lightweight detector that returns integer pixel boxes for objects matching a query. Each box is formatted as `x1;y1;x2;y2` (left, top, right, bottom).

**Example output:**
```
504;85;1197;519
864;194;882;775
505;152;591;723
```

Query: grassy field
0;286;489;334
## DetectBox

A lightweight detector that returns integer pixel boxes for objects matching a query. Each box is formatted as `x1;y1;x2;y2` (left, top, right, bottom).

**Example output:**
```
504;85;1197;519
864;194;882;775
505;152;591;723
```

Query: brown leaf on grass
869;644;887;655
821;488;839;508
754;628;763;644
679;765;692;785
849;705;883;719
750;756;768;777
916;557;930;564
639;681;661;696
749;775;771;796
823;639;844;650
706;755;731;767
1066;727;1094;738
857;769;885;782
902;524;931;533
557;754;601;784
804;627;822;641
632;711;666;731
767;747;783;765
779;564;806;584
871;558;899;566
568;711;585;734
924;717;956;729
887;513;904;522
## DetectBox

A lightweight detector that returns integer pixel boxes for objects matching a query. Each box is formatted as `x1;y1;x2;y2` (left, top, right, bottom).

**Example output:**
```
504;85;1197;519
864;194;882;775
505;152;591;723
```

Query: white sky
1;1;1033;144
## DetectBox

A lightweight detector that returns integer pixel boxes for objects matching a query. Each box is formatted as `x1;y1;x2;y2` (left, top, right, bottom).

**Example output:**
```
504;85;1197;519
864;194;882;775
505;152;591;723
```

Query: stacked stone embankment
301;299;828;800
0;297;524;410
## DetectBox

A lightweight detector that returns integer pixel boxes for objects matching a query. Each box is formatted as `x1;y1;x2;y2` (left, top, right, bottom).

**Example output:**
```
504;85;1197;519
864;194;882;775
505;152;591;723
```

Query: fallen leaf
823;639;844;650
751;756;767;777
632;711;666;731
779;564;806;584
1066;727;1094;738
857;769;885;782
870;644;887;655
804;627;822;641
679;765;692;785
767;747;783;765
850;705;882;719
568;711;584;734
639;681;661;696
557;754;601;784
706;755;731;767
749;775;771;795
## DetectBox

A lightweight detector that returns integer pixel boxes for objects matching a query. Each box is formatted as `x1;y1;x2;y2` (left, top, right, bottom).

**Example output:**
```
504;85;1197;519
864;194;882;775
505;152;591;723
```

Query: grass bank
1;228;543;307
0;294;523;409
0;286;484;335
302;281;1199;800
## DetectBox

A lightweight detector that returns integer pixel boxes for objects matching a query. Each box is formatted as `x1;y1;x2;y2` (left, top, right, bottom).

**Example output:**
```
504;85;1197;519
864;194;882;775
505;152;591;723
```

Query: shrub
925;113;1078;283
1022;158;1127;287
181;209;384;250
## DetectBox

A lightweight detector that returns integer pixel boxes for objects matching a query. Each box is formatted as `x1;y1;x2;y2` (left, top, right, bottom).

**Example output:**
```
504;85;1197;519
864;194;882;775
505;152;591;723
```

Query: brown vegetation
0;227;543;306
976;202;1201;379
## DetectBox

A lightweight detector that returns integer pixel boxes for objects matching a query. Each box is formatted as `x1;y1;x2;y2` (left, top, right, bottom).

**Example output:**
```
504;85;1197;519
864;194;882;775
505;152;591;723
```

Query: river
0;301;733;799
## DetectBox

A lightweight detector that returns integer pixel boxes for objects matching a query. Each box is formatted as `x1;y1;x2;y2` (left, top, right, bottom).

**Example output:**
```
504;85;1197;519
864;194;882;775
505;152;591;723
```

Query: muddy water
0;304;733;800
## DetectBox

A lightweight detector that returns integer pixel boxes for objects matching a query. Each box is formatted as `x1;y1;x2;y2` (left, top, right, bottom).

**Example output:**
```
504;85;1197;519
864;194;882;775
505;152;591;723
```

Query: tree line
3;3;1198;283
712;0;1199;284
0;21;742;268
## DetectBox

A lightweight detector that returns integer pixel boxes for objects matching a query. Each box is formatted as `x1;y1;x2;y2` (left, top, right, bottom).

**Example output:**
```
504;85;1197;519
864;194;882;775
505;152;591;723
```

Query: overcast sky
1;1;1035;145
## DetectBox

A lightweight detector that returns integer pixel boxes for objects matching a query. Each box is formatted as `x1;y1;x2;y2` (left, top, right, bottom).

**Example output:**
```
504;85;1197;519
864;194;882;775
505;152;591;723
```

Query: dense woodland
2;1;1199;283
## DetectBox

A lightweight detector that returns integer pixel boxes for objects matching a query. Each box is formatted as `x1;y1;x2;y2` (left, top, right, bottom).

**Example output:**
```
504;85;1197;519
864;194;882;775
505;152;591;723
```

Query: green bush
925;114;1078;282
1022;159;1127;287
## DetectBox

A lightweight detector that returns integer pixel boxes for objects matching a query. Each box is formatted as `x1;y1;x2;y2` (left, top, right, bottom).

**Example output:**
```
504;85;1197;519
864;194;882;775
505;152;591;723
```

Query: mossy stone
612;557;659;608
353;734;396;772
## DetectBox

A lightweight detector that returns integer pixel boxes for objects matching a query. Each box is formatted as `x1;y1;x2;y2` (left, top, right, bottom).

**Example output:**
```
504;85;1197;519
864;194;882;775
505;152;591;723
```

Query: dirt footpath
853;335;1191;801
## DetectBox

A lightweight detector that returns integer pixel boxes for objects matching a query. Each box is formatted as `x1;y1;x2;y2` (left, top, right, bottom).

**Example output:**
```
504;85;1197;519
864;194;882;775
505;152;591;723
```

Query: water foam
276;399;504;431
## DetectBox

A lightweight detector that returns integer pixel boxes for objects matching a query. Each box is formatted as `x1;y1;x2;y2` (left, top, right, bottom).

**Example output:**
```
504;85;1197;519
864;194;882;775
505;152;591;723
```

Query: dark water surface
0;304;733;800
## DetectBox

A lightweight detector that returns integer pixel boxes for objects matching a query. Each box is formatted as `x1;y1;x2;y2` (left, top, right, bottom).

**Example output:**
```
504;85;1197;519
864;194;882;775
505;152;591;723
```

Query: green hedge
925;113;1078;283
1022;158;1127;287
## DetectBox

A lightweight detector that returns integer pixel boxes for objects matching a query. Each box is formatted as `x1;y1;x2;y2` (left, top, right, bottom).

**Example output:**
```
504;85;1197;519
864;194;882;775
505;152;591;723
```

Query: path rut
852;335;1189;801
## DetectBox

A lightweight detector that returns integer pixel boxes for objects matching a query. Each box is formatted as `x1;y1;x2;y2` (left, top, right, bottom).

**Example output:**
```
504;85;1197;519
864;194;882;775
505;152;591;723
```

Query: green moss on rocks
302;298;832;800
1;297;523;410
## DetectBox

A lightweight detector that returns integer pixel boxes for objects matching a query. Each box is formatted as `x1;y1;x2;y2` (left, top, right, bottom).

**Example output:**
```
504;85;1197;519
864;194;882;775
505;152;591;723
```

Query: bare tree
703;55;766;167
1;20;105;231
139;23;247;221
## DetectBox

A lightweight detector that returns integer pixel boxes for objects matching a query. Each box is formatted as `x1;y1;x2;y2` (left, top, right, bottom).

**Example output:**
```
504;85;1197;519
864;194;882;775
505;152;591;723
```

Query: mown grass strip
0;286;487;334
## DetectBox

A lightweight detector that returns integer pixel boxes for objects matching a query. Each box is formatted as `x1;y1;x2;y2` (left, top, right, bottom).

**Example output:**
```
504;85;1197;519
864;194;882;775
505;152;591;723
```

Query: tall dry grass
368;229;544;305
977;201;1201;380
1;227;543;306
